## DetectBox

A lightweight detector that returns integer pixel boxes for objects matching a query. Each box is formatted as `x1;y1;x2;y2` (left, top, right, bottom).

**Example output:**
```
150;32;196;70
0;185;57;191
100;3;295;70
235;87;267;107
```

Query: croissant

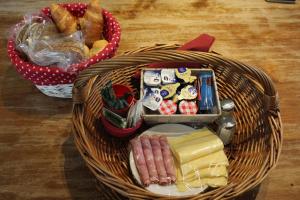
50;4;78;35
89;39;108;57
79;0;104;47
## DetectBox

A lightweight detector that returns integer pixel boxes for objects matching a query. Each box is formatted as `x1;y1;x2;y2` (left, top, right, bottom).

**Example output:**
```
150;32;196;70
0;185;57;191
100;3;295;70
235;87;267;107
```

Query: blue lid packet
198;71;215;112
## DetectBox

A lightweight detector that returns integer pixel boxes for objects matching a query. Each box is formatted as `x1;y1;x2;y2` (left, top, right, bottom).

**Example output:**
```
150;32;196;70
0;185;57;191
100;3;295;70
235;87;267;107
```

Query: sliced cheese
188;176;227;188
175;153;229;192
176;173;228;192
190;177;228;188
167;127;213;147
182;166;228;182
176;165;203;192
180;151;229;176
171;127;229;192
171;134;224;164
176;159;228;181
176;181;193;192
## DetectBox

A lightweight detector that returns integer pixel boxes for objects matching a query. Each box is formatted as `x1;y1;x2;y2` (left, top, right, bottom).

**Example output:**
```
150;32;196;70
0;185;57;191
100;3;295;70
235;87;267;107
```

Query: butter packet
144;70;161;87
143;87;161;97
161;69;177;84
142;89;163;111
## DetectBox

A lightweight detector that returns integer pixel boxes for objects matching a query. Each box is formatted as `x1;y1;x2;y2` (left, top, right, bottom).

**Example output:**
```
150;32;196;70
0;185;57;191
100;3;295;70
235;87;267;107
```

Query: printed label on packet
175;67;197;83
142;90;163;111
161;69;177;84
144;87;161;97
176;67;190;83
144;70;161;87
178;85;198;100
160;83;180;99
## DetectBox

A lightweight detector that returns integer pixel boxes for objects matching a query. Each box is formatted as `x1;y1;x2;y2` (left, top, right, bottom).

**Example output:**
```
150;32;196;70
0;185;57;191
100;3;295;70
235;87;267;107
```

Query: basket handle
73;50;279;115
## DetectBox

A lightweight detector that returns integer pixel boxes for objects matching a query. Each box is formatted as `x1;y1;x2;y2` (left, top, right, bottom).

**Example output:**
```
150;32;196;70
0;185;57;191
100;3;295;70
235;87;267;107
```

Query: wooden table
0;0;299;199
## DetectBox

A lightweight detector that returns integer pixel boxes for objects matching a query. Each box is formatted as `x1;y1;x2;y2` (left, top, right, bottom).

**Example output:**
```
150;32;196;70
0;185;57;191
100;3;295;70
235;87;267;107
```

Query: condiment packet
178;85;198;100
144;87;161;97
102;107;127;128
198;71;215;112
161;69;177;84
142;90;163;111
158;100;177;115
160;83;180;99
144;70;161;87
179;101;198;114
175;67;197;83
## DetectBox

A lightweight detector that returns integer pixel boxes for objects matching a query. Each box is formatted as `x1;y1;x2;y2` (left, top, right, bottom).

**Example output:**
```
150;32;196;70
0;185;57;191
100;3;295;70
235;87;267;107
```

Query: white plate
129;124;208;197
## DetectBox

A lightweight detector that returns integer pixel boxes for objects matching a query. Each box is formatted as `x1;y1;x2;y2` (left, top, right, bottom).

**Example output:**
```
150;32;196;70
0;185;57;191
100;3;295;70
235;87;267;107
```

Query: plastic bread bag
13;13;47;46
11;13;87;71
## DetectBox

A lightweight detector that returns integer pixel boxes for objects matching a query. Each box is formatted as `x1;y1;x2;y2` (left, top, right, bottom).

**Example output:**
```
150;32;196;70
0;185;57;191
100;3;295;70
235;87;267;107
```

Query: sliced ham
159;135;176;183
130;138;150;186
140;135;159;183
150;135;169;185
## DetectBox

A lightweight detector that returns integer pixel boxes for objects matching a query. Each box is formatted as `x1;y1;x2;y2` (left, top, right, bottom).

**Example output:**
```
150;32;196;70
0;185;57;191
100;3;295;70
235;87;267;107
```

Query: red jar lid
158;100;177;115
179;101;198;115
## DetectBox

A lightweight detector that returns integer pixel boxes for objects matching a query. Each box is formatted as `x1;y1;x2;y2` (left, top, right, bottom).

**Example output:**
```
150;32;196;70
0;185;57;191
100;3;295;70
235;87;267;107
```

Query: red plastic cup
101;116;142;138
103;84;134;117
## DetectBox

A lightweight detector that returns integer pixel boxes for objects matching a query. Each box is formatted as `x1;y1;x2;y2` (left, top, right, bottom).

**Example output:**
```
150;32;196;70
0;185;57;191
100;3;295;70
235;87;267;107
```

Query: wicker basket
7;3;121;98
72;44;282;199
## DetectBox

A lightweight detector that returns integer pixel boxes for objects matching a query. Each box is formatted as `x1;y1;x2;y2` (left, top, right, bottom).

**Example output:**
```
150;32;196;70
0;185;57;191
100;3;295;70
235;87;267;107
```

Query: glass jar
216;99;236;145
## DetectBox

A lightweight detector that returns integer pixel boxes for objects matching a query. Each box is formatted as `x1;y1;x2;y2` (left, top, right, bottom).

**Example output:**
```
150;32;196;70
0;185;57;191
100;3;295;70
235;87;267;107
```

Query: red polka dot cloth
158;100;177;115
7;3;121;86
179;101;198;115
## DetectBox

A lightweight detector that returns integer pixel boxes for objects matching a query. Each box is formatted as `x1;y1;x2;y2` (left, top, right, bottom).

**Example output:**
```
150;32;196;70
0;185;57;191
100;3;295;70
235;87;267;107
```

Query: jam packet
175;67;197;84
158;100;177;115
179;101;198;115
160;82;180;99
178;85;198;100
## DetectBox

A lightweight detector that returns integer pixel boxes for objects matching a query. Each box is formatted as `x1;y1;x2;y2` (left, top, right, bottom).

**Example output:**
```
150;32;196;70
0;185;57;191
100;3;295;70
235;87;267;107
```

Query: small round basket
7;3;121;98
72;44;282;199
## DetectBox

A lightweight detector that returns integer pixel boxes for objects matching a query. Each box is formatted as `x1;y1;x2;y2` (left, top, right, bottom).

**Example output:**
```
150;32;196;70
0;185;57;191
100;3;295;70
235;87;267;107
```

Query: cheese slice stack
168;128;229;192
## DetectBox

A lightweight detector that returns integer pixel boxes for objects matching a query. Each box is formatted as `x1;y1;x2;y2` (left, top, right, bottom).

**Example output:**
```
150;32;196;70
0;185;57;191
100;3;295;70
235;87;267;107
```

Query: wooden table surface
0;0;299;199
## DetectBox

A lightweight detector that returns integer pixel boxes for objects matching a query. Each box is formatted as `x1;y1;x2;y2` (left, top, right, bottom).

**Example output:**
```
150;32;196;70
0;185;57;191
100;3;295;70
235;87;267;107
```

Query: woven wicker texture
72;44;282;199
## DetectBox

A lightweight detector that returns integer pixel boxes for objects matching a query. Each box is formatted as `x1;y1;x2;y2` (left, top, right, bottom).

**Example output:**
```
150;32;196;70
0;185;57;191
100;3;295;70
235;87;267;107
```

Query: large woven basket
72;44;282;199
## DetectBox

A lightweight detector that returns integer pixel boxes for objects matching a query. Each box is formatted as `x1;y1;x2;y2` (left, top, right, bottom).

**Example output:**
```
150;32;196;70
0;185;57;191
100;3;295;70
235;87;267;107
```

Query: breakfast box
140;68;222;124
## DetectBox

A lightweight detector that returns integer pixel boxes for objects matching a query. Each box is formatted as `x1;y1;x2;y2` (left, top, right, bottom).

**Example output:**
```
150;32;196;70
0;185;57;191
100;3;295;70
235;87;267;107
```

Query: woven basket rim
72;44;283;199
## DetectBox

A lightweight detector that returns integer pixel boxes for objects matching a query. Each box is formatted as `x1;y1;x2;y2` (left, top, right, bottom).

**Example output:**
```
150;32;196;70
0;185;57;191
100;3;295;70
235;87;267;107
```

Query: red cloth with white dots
7;3;121;86
179;101;198;115
158;100;177;115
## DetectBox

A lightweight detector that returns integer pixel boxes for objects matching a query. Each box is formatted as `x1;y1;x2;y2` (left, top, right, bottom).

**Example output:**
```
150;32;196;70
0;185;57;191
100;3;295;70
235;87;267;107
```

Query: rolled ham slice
130;138;150;186
159;135;176;183
150;135;169;185
140;135;159;183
